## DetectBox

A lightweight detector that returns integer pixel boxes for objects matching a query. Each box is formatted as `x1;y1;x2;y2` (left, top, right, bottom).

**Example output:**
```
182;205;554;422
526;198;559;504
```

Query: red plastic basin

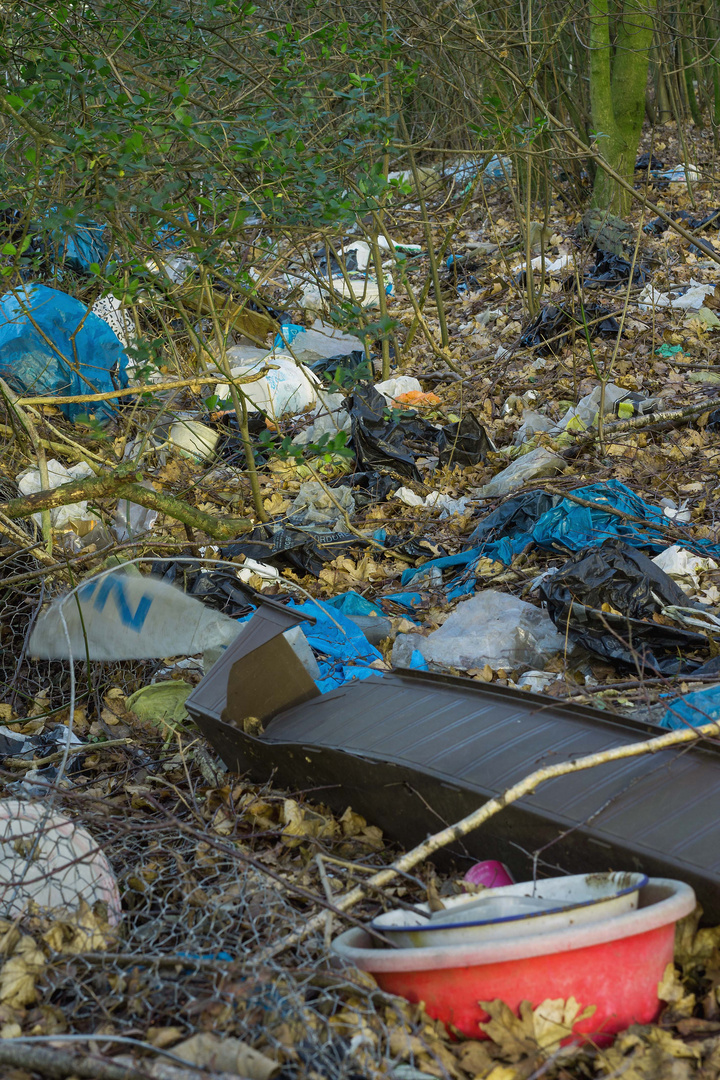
332;879;695;1044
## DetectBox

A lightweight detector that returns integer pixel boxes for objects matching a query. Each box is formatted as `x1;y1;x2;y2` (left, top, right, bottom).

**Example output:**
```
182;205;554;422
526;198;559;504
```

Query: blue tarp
0;284;128;422
401;480;720;597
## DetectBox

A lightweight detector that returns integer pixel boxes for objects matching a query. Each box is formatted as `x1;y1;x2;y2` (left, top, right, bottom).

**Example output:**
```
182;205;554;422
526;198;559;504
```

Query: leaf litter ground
2;127;720;1077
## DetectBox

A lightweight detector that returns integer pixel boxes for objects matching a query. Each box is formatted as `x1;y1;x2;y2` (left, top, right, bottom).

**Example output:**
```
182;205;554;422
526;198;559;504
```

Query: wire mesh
0;540;433;1079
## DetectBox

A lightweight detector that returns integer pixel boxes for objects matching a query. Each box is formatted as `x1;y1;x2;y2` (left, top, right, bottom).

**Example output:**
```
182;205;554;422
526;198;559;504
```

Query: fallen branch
4;737;131;770
565;396;720;454
115;482;251;541
266;717;720;958
0;469;252;542
14;367;271;408
0;467;142;520
0;1041;150;1080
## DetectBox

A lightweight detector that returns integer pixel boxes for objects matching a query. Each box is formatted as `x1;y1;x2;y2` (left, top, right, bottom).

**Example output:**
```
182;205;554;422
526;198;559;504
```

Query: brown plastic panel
186;602;720;917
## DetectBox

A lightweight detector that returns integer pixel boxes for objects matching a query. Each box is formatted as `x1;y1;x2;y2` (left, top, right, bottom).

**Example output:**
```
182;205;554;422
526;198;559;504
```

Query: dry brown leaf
173;1033;280;1080
0;935;45;1007
281;799;337;847
42;899;116;955
147;1026;185;1048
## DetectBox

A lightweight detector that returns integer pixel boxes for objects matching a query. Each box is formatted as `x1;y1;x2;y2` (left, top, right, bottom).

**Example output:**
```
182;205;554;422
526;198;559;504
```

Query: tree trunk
590;0;657;213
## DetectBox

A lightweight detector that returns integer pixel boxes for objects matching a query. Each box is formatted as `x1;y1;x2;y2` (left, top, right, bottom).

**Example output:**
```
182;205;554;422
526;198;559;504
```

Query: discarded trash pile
5;126;720;1078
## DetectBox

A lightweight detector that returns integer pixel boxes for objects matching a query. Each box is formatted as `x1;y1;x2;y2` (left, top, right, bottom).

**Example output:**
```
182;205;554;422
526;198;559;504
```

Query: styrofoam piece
0;799;121;923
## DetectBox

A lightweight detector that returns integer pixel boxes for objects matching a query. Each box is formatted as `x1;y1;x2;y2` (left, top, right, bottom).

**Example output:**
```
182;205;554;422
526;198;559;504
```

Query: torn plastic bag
519;303;620;355
659;685;720;730
309;350;369;385
393;589;564;673
0;284;128;422
635;153;665;171
406;479;720;602
347;470;401;507
538;540;711;674
576;210;635;257
235;597;383;693
583;251;648;288
151;562;256;619
223;523;369;578
285;599;383;692
274;320;363;365
345;383;435;481
478;446;566;497
466;490;560;548
323;591;384;617
31;217;109;276
438;412;492;467
645;207;720;237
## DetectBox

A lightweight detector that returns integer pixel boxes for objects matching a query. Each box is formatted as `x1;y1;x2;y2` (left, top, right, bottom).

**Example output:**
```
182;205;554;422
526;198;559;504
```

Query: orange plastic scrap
392;390;441;407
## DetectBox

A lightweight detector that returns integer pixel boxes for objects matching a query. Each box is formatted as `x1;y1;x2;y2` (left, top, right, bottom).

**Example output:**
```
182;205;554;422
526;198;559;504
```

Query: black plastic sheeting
309;350;371;384
539;539;709;674
465;489;560;548
635;153;665;171
223;524;369;578
519;303;620;355
345;383;490;478
438;412;492;468
645;207;720;236
583;250;648;288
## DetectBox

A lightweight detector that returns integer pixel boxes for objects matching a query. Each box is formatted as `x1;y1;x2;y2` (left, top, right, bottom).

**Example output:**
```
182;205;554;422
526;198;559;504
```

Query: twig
3;738;131;771
14;368;271;407
0;1042;151;1080
265;717;720;957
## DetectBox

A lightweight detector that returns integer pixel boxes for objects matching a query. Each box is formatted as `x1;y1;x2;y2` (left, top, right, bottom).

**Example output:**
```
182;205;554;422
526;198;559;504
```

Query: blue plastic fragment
0;284;128;422
273;323;305;349
409;649;429;671
659;685;720;730
322;590;383;617
235;598;382;692
32;213;110;275
382;591;425;610
286;599;383;693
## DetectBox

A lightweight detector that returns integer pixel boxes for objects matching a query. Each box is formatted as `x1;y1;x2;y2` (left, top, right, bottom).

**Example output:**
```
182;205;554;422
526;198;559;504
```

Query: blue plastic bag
323;590;383;617
659;686;720;730
0;284;128;422
36;217;109;275
286;599;383;693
